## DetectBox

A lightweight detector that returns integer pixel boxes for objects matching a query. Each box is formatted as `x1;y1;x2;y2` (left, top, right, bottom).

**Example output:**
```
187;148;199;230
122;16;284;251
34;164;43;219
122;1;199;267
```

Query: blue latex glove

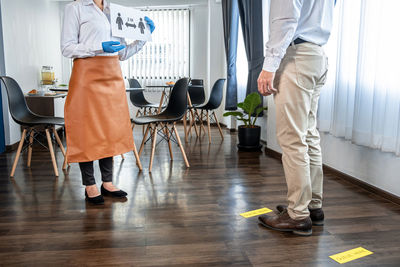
144;16;156;33
102;41;126;53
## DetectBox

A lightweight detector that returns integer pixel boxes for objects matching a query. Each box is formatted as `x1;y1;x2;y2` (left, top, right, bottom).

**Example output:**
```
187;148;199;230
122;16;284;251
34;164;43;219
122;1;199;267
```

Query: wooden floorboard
0;126;399;266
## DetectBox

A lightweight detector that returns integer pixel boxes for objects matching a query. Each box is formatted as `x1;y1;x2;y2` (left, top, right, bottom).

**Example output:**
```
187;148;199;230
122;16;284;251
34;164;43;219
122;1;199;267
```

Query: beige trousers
274;42;328;220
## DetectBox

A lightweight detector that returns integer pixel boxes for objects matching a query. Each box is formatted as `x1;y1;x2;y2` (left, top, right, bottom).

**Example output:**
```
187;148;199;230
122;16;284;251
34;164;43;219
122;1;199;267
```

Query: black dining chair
183;79;205;141
188;79;205;106
132;78;190;172
128;78;164;118
190;78;226;143
0;76;66;177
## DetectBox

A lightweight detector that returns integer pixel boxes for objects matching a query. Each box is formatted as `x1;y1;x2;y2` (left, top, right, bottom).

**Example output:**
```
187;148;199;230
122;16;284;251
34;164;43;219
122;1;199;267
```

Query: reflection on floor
0;126;399;266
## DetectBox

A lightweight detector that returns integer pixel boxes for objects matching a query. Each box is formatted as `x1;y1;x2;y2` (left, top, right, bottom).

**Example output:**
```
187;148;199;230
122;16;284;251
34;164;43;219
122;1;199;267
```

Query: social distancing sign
110;3;152;42
329;247;373;264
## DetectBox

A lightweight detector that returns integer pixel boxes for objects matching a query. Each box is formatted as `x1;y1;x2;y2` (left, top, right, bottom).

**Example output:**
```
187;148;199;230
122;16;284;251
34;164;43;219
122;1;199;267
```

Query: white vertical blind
122;9;190;86
318;0;400;156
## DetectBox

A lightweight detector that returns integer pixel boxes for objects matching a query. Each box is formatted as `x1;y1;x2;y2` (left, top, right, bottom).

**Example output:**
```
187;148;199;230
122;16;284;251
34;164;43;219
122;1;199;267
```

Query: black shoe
258;210;312;236
85;191;104;205
276;205;324;226
101;185;128;198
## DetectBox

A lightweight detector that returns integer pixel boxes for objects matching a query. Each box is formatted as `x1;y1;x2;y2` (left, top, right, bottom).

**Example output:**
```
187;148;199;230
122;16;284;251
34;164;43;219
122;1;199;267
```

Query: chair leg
173;123;190;168
10;129;27;177
142;108;147;135
183;111;188;143
62;151;68;170
53;127;66;157
45;128;59;177
206;110;212;143
53;127;68;169
187;109;199;138
166;125;174;160
132;137;143;171
27;129;34;167
139;124;151;157
213;112;224;140
149;124;158;172
198;110;206;137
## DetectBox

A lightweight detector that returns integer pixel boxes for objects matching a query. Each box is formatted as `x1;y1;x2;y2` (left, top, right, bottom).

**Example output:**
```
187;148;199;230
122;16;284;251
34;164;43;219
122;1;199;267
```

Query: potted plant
223;92;267;150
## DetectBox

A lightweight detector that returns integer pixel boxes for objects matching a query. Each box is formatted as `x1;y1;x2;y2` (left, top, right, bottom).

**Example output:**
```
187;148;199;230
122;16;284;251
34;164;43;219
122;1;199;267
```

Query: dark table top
25;93;68;98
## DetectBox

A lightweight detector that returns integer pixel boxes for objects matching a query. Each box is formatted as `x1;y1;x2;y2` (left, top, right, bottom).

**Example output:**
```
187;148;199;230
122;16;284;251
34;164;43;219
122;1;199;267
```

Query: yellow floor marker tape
329;247;373;264
240;207;273;218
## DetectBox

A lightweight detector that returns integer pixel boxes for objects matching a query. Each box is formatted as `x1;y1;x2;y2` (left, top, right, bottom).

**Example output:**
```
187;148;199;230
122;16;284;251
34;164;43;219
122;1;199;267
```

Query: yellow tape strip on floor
240;207;273;218
329;247;373;264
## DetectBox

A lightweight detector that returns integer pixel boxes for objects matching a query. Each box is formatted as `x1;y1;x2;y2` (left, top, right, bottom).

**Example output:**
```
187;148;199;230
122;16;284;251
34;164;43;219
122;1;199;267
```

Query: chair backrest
128;78;148;106
188;79;205;105
206;79;226;110
190;79;204;86
163;78;189;118
0;76;34;125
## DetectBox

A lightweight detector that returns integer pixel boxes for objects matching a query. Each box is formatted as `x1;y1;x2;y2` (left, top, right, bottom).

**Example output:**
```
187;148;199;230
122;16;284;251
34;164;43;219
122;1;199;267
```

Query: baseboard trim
265;147;400;205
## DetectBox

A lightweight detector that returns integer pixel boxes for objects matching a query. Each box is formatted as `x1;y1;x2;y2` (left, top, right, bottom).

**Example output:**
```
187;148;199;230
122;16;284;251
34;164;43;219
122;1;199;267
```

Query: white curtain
121;9;190;86
318;0;400;156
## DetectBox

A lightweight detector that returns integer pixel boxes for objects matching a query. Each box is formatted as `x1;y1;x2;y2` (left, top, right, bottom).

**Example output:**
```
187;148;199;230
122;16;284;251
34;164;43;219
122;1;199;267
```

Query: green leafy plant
223;92;267;127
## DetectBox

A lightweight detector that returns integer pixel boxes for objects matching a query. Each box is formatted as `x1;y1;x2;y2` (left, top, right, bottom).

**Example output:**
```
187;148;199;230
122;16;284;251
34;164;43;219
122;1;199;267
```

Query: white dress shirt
263;0;334;72
61;0;145;60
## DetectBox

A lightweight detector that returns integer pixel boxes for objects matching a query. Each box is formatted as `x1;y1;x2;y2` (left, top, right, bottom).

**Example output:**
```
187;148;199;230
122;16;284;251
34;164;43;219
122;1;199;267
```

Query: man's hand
258;70;278;96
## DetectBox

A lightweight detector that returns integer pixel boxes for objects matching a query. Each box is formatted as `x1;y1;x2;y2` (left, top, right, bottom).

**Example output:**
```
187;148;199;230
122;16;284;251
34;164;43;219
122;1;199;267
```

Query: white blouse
61;0;146;61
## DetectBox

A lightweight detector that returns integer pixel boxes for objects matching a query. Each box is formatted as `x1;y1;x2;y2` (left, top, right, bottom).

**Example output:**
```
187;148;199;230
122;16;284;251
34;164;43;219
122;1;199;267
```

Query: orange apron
64;56;133;163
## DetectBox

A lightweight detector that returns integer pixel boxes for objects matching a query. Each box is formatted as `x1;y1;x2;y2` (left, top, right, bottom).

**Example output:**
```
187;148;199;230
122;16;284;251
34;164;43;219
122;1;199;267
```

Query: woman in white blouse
61;0;155;205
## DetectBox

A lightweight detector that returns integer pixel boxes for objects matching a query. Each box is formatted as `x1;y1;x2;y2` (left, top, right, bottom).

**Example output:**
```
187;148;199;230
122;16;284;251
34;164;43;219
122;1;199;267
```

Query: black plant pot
237;125;262;151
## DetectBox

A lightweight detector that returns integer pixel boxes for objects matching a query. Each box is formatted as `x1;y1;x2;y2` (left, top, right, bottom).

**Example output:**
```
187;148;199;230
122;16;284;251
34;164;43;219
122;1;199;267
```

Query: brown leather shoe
258;210;312;236
276;205;324;226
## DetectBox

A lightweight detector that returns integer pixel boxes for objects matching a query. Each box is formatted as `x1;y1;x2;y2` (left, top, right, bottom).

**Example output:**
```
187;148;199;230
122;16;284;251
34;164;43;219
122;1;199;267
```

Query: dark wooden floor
0;126;399;266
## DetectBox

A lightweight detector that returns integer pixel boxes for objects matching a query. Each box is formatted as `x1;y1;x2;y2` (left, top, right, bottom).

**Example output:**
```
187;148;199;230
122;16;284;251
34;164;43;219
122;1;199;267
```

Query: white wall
265;97;400;197
1;0;63;145
207;0;226;124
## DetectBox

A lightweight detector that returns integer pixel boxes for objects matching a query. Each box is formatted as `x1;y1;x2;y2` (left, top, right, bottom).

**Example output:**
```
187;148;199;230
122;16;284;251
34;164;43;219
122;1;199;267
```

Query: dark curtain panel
222;0;240;110
238;0;264;111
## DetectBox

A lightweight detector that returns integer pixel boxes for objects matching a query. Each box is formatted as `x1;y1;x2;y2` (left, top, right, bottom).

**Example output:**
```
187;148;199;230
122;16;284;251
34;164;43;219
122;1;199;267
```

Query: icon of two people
116;13;146;34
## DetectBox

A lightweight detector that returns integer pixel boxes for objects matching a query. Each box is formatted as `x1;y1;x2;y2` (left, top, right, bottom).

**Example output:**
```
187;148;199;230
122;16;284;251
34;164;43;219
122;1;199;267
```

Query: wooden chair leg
45;128;59;177
149;124;158;172
10;129;27;177
139;124;151;157
213;112;224;140
132;137;143;171
53;127;66;156
187;109;198;138
166;125;174;160
191;109;200;138
173;123;190;168
183;111;188;142
27;129;34;167
207;110;212;143
62;152;68;170
142;108;147;135
198;110;206;136
53;127;68;169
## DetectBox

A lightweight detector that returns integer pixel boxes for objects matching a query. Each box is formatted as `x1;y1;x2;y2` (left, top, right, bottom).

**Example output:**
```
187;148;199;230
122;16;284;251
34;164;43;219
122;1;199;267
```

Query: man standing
257;0;335;236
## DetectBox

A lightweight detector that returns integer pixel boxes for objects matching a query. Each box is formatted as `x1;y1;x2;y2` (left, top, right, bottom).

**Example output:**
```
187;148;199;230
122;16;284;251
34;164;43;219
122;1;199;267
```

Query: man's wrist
263;57;281;73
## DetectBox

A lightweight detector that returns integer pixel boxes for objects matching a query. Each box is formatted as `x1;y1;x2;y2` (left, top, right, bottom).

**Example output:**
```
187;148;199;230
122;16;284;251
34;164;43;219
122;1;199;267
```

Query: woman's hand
102;41;126;53
145;16;156;33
